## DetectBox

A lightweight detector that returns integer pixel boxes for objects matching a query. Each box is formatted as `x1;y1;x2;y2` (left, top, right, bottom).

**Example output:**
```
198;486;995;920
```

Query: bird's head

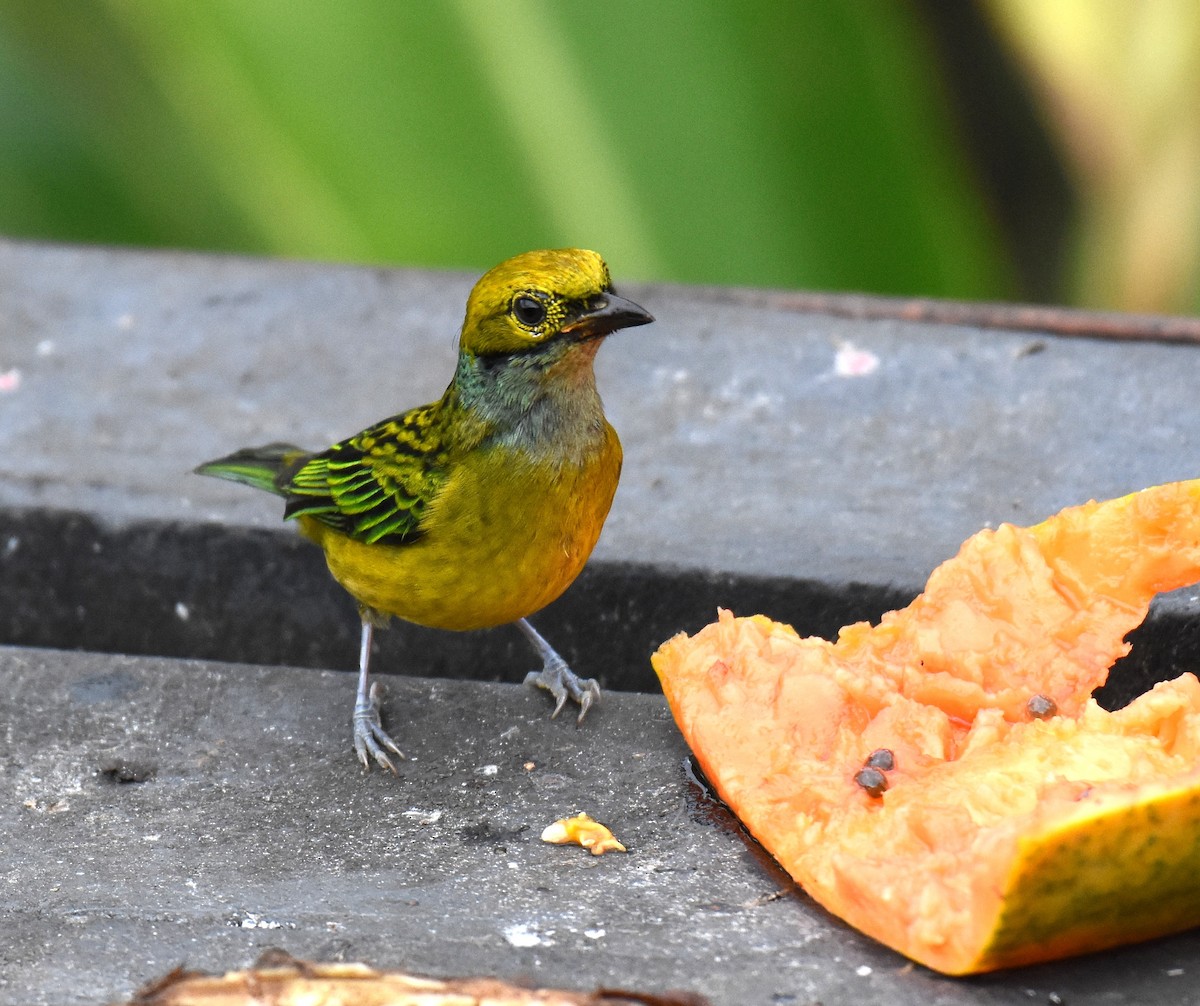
459;249;653;361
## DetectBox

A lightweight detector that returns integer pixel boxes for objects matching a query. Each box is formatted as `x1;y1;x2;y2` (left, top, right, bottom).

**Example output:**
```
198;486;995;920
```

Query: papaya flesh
652;480;1200;975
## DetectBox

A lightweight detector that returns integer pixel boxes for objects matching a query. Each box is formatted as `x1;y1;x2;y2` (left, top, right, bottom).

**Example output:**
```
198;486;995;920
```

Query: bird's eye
512;295;547;327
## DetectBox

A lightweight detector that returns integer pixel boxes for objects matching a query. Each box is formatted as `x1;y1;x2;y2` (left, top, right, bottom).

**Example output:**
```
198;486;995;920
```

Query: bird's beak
563;293;654;339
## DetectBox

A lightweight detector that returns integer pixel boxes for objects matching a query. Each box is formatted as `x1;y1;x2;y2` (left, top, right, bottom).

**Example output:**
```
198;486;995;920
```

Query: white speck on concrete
236;913;290;930
834;342;880;378
503;923;555;948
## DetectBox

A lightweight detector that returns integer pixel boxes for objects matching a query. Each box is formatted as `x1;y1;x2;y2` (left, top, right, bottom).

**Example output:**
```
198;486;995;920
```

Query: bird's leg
352;618;405;772
518;617;601;722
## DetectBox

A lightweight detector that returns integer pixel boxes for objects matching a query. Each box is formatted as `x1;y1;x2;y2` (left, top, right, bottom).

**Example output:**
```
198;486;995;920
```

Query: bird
195;248;653;772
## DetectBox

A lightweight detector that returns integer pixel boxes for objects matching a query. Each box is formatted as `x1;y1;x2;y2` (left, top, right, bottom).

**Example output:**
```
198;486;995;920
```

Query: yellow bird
195;249;653;771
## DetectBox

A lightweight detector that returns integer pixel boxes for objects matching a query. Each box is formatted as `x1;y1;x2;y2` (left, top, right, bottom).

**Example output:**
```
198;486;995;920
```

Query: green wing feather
194;442;312;495
282;403;450;545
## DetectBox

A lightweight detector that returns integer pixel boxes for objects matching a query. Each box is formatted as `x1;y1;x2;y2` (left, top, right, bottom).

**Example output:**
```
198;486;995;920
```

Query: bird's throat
449;343;608;462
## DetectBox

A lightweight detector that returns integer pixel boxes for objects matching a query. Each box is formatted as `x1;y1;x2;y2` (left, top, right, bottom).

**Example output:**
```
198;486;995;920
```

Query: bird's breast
314;422;622;631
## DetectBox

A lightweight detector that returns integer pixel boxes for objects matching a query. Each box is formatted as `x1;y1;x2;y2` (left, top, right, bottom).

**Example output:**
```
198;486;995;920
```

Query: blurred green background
1;0;1197;314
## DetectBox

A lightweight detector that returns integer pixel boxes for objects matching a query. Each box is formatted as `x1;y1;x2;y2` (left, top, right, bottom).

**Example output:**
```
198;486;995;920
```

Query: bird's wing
282;404;450;545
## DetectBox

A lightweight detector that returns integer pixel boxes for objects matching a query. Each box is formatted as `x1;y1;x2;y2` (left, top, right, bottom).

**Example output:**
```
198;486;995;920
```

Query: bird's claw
524;658;601;724
353;681;405;773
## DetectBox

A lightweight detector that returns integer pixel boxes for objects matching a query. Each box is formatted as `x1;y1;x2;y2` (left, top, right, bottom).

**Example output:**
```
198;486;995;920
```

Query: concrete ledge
4;238;1200;590
3;238;1200;702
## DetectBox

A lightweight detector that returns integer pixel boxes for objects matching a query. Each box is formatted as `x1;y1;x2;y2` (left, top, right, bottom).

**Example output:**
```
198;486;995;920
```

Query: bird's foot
524;654;601;723
353;681;405;773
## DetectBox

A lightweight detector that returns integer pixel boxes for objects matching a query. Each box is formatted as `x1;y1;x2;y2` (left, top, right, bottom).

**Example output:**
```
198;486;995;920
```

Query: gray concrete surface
3;240;1200;1003
3;238;1200;593
3;647;1198;1006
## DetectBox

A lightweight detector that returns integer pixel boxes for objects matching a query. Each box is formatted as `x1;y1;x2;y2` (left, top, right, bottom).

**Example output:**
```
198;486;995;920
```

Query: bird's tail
193;442;312;496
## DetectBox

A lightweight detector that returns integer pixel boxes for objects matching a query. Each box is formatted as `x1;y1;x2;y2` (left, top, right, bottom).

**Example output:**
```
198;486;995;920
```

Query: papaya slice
652;480;1200;975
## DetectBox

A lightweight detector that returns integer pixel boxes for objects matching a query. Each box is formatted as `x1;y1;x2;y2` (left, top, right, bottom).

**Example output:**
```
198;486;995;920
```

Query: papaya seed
865;748;896;772
1027;694;1058;720
854;766;889;798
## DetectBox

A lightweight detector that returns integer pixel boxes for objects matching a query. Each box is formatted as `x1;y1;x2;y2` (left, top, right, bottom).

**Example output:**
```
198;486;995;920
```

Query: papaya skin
982;775;1200;972
653;480;1200;975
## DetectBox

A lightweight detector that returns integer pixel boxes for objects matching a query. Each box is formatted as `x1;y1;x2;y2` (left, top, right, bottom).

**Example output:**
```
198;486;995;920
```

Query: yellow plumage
196;248;653;771
301;428;621;631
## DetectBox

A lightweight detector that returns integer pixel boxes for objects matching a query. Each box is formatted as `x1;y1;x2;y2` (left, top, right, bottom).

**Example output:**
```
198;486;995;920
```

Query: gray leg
517;617;601;722
352;619;404;772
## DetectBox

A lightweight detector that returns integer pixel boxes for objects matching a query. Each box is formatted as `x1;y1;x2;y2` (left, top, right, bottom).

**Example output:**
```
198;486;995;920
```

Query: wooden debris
120;952;706;1005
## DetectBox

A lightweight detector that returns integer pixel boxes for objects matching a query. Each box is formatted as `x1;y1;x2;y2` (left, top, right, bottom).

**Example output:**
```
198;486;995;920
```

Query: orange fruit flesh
653;480;1200;974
